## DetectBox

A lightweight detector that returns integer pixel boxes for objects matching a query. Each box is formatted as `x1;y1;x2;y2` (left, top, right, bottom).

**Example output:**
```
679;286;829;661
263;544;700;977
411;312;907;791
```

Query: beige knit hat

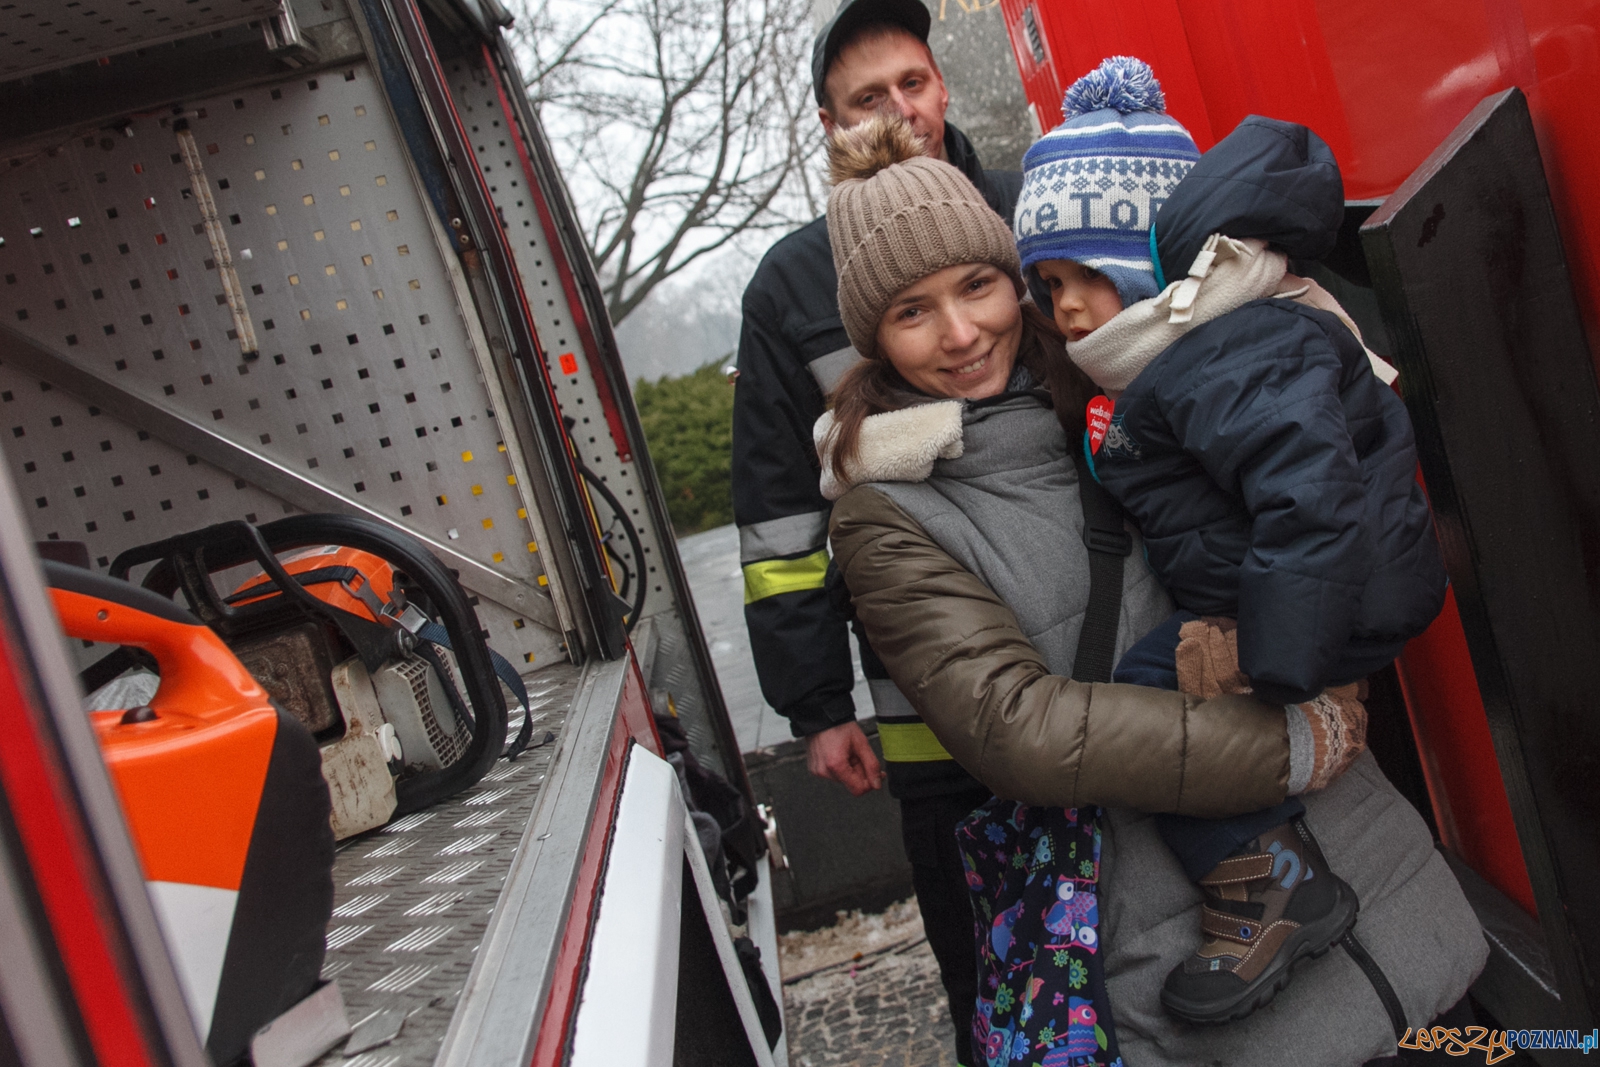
827;113;1023;359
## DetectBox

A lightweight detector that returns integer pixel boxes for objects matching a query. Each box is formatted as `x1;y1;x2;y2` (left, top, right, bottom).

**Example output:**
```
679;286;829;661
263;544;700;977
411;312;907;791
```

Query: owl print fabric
957;799;1123;1067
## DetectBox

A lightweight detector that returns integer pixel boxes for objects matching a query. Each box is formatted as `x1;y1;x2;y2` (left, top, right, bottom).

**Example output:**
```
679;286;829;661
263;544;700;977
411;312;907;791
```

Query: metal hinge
262;0;321;67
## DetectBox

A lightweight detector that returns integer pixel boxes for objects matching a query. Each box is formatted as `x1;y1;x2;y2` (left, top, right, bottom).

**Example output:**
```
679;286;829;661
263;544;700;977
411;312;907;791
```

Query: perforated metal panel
0;59;567;670
440;50;743;782
443;56;672;626
0;0;283;81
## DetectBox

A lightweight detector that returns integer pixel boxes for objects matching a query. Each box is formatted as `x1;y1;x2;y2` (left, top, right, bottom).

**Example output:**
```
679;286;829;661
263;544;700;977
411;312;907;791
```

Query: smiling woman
814;105;1485;1067
876;262;1022;399
816;112;1086;489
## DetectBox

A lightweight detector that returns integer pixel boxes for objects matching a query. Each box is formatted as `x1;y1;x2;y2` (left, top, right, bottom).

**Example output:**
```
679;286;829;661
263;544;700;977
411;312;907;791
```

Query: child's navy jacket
1097;117;1447;704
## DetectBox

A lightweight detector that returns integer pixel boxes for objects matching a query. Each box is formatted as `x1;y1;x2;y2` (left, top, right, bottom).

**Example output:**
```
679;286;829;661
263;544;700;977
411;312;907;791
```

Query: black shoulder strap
1071;442;1133;683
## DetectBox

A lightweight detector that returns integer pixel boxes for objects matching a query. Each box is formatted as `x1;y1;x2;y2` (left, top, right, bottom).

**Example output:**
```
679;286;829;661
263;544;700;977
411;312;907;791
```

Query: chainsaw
85;513;527;838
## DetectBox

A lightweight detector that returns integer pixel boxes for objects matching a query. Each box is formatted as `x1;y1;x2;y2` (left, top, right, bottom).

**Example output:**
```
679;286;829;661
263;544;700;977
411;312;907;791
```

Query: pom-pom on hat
826;112;1022;361
1014;56;1200;306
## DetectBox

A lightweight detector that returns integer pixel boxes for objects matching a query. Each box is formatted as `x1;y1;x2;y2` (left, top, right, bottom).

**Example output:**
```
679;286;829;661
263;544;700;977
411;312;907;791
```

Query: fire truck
7;0;1600;1065
998;0;1600;1052
0;1;783;1066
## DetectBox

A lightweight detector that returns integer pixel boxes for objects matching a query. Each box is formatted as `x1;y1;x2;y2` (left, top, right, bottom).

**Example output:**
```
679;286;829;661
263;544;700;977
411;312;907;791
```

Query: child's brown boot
1159;816;1358;1024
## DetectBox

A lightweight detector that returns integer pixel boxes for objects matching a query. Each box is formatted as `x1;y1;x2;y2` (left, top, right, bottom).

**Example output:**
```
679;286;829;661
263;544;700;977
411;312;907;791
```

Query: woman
818;114;1485;1066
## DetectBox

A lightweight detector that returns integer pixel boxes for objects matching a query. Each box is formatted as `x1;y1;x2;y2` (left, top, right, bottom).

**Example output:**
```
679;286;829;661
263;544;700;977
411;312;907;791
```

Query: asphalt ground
677;523;874;752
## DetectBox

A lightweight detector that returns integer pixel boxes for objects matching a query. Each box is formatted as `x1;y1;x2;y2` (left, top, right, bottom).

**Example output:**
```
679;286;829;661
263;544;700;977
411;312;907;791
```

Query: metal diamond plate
315;661;578;1067
0;0;283;82
0;58;570;670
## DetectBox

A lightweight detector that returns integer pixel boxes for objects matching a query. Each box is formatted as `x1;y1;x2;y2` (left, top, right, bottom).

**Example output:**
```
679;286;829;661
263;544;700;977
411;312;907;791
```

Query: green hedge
633;360;735;534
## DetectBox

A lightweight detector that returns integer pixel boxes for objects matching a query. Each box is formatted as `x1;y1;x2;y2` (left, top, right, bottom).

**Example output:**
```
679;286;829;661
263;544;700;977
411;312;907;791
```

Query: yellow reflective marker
506;474;517;485
742;549;829;604
481;518;493;529
537;575;548;587
470;484;483;496
461;451;473;462
877;721;954;762
492;551;504;562
516;508;527;519
527;542;538;552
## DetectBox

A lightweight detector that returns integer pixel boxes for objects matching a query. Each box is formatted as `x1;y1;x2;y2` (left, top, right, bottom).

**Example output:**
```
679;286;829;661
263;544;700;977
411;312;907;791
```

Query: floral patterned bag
957;799;1123;1067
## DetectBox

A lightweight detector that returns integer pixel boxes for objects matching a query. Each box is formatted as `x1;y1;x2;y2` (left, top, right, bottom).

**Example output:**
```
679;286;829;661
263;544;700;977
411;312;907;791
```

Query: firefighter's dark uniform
731;123;1019;1065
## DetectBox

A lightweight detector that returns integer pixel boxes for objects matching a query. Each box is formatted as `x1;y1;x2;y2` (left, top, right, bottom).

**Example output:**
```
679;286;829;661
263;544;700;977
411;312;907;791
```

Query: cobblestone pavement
780;899;960;1067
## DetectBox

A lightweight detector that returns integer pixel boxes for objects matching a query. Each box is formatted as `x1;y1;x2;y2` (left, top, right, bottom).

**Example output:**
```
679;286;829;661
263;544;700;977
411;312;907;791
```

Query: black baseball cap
811;0;933;107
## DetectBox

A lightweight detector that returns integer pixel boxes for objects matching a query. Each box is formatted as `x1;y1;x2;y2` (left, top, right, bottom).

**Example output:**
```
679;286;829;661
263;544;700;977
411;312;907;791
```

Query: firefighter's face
875;262;1022;400
821;28;948;161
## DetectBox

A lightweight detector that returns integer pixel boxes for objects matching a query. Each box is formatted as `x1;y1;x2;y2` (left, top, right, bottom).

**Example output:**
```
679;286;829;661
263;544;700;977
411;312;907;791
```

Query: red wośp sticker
1086;395;1114;454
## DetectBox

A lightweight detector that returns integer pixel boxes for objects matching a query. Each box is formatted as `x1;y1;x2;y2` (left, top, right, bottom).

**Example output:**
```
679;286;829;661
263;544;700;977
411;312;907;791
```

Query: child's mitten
1174;616;1251;698
1175;617;1367;792
1289;684;1368;793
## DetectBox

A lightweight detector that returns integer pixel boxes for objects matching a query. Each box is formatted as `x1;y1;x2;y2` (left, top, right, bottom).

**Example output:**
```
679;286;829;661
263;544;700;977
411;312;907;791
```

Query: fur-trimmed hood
814;400;964;501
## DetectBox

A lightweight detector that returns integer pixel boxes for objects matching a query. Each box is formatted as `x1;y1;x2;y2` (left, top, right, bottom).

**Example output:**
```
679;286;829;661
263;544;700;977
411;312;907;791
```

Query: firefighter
730;1;1021;1060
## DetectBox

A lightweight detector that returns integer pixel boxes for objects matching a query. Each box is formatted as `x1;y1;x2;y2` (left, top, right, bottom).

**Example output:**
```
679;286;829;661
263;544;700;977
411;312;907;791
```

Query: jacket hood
1154;116;1344;283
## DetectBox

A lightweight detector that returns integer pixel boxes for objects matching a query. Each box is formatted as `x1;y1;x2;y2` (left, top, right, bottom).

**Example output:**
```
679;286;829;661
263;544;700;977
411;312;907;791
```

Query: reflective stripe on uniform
738;511;829;563
806;344;862;395
870;680;953;762
877;721;954;762
742;549;830;604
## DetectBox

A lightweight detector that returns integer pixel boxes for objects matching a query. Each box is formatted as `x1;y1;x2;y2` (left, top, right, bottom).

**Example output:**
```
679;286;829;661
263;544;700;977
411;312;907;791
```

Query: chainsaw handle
45;561;268;721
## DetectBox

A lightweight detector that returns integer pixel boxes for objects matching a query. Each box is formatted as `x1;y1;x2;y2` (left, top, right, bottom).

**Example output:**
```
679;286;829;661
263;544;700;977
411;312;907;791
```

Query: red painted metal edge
528;661;660;1067
0;608;155;1067
525;714;628;1067
621;652;663;757
482;43;634;464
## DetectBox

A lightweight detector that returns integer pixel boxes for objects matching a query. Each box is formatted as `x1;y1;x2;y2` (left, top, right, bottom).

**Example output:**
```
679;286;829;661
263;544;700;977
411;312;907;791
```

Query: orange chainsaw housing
228;544;396;622
49;563;332;1066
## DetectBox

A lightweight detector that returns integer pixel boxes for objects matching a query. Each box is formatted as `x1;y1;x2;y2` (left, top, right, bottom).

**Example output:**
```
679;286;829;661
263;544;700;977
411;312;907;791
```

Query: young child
1014;57;1448;1024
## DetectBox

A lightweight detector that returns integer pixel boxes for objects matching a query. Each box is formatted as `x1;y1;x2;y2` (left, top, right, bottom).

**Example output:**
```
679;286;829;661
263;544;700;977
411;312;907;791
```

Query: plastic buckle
1083;524;1133;557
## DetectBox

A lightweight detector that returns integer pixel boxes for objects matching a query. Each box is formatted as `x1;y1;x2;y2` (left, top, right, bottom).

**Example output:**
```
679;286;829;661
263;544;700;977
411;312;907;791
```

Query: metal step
315;663;578;1067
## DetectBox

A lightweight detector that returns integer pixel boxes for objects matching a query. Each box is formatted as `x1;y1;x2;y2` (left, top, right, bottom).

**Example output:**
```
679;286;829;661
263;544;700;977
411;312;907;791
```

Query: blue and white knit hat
1014;57;1200;306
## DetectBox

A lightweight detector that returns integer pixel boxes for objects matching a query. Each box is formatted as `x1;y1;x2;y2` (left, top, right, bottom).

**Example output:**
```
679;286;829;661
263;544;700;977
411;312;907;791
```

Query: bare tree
507;0;823;325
